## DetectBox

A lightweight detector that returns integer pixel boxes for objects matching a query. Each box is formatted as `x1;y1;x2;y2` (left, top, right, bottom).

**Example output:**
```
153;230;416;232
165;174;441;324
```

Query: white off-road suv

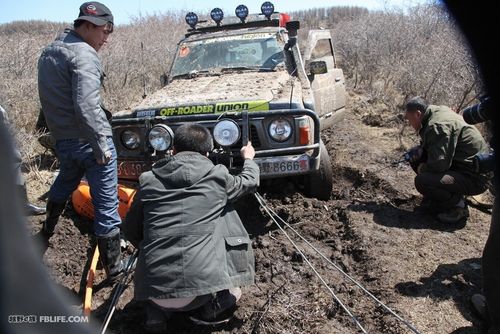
112;2;347;199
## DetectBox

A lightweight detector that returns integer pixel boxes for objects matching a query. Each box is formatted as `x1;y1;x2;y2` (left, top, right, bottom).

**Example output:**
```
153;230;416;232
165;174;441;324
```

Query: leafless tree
0;3;483;161
331;3;482;110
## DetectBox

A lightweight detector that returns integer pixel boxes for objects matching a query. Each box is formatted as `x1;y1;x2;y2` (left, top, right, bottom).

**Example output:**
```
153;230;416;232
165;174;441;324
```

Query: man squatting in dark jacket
37;2;126;277
404;96;490;224
123;124;260;331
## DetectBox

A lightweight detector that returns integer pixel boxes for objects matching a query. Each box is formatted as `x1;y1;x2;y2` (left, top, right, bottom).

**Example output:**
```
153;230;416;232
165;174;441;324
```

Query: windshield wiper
172;69;220;79
221;66;260;73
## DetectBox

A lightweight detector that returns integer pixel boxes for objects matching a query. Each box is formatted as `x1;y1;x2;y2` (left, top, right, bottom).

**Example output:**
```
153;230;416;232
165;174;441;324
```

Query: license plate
118;161;148;179
255;154;310;176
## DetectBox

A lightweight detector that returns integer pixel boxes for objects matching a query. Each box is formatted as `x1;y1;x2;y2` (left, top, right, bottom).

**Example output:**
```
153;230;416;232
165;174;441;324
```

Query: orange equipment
71;181;137;220
83;245;100;316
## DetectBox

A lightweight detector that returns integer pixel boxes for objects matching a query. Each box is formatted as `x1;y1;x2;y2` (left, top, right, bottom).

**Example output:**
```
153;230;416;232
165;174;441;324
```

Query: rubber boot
41;200;66;237
97;232;125;279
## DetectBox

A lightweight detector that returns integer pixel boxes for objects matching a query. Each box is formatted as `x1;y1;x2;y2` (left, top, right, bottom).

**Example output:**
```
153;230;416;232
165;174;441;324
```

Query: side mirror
286;21;300;37
307;60;328;75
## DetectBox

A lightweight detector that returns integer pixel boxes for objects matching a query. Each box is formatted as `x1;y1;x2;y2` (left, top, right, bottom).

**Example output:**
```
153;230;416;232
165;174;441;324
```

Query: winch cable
255;193;367;333
100;250;138;334
255;192;422;334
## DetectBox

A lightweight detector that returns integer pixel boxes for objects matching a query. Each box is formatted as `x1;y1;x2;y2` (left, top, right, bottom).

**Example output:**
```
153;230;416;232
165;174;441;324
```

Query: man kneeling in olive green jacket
123;123;260;331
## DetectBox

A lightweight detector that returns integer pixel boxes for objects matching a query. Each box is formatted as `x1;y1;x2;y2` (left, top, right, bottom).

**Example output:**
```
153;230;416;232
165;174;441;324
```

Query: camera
461;96;496;175
461;96;493;125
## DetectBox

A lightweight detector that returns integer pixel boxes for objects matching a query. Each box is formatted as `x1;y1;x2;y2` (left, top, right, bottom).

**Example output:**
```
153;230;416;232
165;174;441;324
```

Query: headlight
121;130;140;150
213;119;240;146
148;124;174;151
269;118;292;142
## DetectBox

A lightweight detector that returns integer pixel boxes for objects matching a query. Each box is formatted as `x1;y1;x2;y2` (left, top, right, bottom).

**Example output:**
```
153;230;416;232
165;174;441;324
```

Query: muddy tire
303;141;333;200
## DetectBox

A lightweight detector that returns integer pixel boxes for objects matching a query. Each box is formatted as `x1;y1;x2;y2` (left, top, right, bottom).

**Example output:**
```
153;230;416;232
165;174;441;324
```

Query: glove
404;146;423;163
96;150;112;165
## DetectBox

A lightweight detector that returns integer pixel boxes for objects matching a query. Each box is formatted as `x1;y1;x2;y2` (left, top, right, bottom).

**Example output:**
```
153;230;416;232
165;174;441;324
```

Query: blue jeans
49;137;120;237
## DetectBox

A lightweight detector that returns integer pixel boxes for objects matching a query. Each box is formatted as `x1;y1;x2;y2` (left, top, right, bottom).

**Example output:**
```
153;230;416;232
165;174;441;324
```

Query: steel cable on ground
255;192;422;334
254;192;368;333
100;250;139;334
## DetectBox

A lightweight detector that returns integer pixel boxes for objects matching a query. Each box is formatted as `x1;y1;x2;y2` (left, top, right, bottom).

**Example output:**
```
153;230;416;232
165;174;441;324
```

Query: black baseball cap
75;2;114;26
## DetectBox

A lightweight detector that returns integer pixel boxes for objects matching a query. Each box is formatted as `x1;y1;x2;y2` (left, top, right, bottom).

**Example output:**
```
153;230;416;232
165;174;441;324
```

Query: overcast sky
0;0;432;26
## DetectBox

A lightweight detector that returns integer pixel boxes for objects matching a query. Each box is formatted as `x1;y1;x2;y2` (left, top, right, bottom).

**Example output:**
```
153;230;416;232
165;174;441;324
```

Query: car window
171;32;285;77
311;39;333;59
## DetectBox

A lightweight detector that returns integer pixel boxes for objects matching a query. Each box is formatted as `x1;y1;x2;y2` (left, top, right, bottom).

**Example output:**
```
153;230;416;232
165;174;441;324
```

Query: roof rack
183;3;292;37
186;13;284;36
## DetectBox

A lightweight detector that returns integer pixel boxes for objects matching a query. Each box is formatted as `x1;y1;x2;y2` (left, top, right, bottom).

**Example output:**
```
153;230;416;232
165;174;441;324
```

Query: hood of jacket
151;151;213;189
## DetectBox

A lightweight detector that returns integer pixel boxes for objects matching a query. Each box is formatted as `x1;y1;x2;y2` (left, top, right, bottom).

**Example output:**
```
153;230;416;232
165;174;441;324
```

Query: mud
27;92;492;333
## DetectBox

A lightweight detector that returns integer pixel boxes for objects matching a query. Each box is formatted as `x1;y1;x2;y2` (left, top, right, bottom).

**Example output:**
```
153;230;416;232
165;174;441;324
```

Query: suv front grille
250;125;260;147
232;125;260;148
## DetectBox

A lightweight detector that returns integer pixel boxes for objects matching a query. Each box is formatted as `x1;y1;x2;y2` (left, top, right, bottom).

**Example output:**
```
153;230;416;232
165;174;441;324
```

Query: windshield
170;32;285;78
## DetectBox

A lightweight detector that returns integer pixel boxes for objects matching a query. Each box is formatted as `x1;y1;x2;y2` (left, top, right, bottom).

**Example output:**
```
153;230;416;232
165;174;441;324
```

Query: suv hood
114;70;302;117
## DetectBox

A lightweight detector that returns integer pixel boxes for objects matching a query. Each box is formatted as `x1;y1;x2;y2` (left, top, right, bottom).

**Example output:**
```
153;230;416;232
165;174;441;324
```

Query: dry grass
0;3;482;182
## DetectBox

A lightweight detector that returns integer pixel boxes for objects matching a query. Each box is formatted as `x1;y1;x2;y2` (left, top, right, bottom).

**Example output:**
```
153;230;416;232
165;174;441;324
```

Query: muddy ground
27;92;493;333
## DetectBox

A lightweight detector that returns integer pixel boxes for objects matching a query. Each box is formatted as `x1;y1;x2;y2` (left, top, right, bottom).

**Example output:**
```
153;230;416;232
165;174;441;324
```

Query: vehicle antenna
289;68;297;108
141;42;147;99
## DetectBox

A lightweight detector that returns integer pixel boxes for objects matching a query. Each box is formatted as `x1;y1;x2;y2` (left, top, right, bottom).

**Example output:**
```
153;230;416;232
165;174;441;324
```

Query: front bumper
112;108;321;180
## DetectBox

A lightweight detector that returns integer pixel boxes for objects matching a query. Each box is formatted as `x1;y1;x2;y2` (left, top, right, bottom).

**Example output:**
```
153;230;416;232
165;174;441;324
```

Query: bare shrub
100;12;185;111
0;4;482;163
0;21;67;171
0;13;185;164
293;6;369;28
0;21;66;131
331;3;482;110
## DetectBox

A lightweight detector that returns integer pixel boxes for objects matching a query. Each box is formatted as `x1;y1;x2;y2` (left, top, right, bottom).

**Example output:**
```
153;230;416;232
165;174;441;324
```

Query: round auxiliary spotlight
148;124;174;152
185;12;198;29
210;8;224;26
213;119;241;147
235;5;249;22
261;1;275;19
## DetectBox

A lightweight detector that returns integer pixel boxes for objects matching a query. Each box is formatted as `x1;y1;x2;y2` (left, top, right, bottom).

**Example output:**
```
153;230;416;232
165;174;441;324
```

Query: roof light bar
235;5;249;23
261;1;275;19
185;12;198;29
210;8;224;26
